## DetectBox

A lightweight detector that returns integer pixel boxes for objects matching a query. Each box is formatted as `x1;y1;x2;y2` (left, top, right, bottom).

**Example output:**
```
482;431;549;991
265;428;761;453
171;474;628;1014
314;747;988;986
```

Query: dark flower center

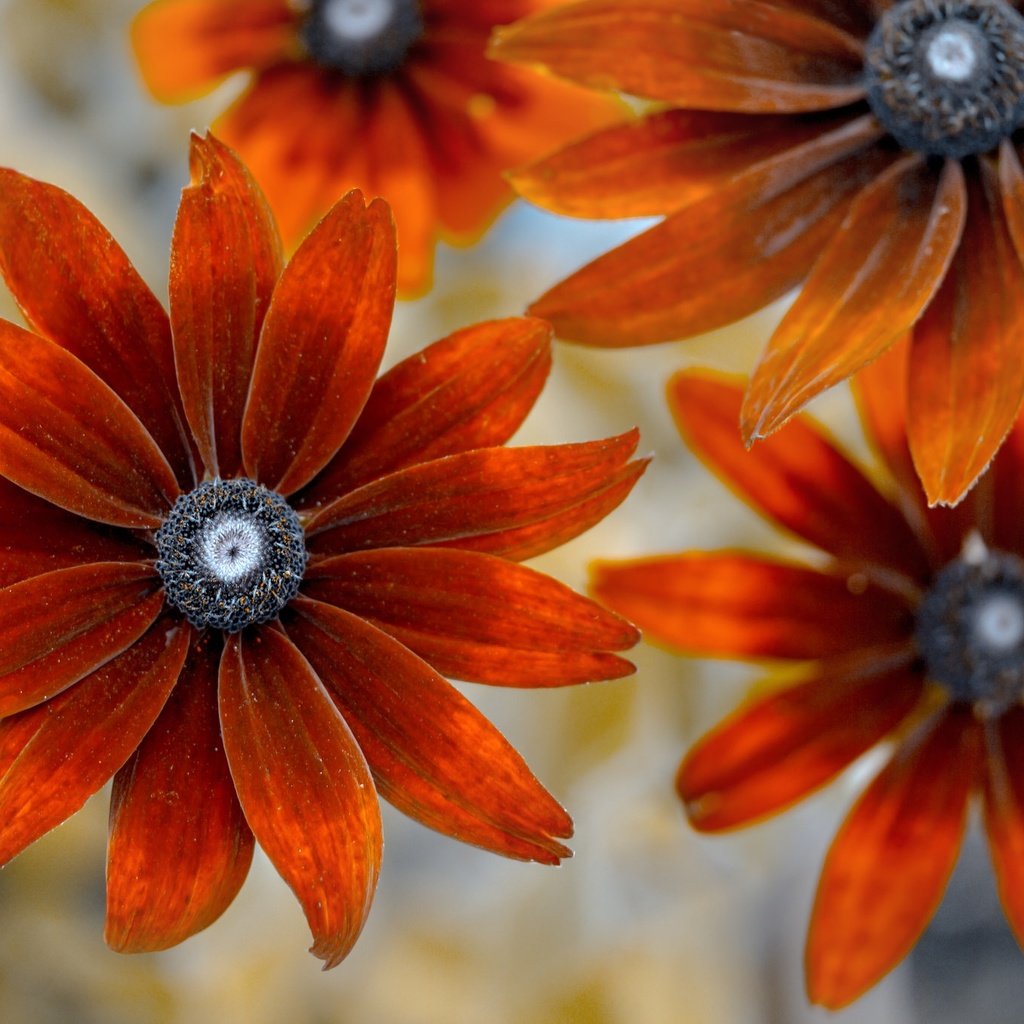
298;0;423;76
915;536;1024;711
155;478;307;632
863;0;1024;158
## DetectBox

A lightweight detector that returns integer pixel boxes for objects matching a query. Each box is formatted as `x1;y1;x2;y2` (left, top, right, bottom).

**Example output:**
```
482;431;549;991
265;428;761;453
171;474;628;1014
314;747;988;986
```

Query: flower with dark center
0;133;645;966
590;340;1024;1007
130;0;619;294
491;0;1024;506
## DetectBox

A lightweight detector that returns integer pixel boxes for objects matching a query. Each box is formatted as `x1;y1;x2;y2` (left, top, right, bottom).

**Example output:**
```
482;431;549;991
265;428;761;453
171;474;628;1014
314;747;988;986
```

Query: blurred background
0;1;1020;1021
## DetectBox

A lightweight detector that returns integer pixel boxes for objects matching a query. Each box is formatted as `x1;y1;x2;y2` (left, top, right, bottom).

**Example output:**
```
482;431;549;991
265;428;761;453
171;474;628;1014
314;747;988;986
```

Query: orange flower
592;343;1024;1008
131;0;617;294
0;133;644;966
491;0;1024;506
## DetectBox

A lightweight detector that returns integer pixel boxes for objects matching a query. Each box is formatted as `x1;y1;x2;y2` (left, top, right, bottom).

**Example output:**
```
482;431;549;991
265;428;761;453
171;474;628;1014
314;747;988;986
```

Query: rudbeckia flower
592;344;1024;1008
0;132;644;967
130;0;617;294
491;0;1024;506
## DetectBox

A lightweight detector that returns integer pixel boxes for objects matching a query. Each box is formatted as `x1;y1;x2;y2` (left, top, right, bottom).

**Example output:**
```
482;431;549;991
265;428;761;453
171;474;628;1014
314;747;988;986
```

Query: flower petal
106;632;255;953
0;169;195;488
489;0;865;112
297;318;552;507
997;139;1024;264
907;160;1024;506
590;553;913;661
743;156;967;440
305;432;644;557
241;191;396;495
679;660;923;831
132;0;296;103
806;707;978;1008
0;321;180;527
0;563;165;717
283;598;573;863
218;627;381;968
670;371;930;580
171;132;283;479
303;548;638;686
0;613;190;867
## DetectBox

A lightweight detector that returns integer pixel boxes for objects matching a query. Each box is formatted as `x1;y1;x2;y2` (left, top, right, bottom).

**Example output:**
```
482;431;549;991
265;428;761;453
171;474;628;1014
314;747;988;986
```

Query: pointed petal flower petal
171;133;283;479
908;161;1024;506
241;191;396;495
679;661;923;831
0;321;180;527
298;318;552;506
490;0;865;112
106;632;255;953
590;553;913;660
998;139;1024;264
806;708;979;1009
303;548;638;686
284;598;573;863
219;628;381;969
743;156;967;440
0;169;196;487
0;563;165;717
0;613;190;867
670;371;930;580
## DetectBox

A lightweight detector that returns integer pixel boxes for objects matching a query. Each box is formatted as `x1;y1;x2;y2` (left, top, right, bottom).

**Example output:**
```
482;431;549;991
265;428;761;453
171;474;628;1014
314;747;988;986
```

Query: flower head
491;0;1024;505
131;0;618;293
0;132;644;966
592;342;1024;1007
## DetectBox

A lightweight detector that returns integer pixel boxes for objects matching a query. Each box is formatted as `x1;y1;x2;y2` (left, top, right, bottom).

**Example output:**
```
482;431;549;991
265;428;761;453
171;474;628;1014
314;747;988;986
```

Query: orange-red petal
106;631;254;953
0;613;190;867
998;139;1024;265
283;598;573;863
171;132;283;479
303;548;638;686
806;707;979;1009
241;191;396;495
218;627;381;969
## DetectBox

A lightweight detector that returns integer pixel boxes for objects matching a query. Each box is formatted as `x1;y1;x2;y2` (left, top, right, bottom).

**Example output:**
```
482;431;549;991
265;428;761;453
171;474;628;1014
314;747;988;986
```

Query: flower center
298;0;423;76
155;479;307;632
863;0;1024;158
915;536;1024;712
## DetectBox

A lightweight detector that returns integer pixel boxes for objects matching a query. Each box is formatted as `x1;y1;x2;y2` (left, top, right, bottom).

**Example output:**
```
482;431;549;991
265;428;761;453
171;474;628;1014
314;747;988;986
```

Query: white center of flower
973;592;1024;652
925;24;980;81
200;514;267;585
321;0;394;41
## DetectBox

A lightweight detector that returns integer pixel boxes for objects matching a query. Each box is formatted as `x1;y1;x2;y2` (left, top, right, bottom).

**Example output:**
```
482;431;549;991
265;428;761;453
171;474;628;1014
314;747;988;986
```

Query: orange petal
283;598;573;863
743;156;967;440
998;139;1024;264
303;548;638;686
132;0;296;103
242;191;396;495
590;553;913;661
218;627;381;969
297;317;552;507
489;0;865;112
679;660;923;831
171;133;283;479
0;321;180;527
0;169;195;488
670;371;930;580
0;613;190;867
106;632;255;953
0;563;165;717
907;160;1024;506
806;708;979;1009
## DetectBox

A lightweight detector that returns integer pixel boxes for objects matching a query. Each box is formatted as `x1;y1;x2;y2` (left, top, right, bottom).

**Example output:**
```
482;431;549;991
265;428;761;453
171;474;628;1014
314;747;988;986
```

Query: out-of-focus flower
492;0;1024;506
130;0;617;293
0;132;645;967
592;343;1024;1008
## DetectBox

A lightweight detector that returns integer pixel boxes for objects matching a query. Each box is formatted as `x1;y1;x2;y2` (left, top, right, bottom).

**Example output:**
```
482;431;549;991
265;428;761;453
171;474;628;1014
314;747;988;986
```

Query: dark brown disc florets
298;0;423;76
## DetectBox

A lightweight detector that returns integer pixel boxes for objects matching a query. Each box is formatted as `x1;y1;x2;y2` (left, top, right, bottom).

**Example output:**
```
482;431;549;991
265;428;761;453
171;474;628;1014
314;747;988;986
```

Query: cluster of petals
0;132;644;966
491;0;1024;506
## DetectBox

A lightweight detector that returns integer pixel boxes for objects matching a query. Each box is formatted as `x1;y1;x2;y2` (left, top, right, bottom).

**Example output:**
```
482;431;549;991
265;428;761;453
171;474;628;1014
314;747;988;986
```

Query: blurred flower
0;132;644;967
491;0;1024;506
130;0;617;293
592;344;1024;1008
